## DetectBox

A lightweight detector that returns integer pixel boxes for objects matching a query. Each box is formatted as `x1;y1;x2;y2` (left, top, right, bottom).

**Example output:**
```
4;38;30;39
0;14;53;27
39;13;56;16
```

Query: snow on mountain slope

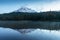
14;7;37;13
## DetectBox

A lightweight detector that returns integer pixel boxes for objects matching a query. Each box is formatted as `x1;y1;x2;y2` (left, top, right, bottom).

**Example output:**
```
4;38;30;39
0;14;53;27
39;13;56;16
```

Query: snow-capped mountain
14;7;37;13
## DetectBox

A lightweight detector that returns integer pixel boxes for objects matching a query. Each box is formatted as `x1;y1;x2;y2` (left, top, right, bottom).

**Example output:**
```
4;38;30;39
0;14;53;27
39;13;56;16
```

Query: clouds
25;0;60;12
0;0;60;13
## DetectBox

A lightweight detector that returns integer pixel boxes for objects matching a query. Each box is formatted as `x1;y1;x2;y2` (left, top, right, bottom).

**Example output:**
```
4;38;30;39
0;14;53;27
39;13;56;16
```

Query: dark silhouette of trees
0;11;60;21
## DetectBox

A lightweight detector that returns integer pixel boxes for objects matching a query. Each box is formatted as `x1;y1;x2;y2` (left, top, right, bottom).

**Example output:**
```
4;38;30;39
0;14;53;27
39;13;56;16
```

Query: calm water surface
0;27;60;40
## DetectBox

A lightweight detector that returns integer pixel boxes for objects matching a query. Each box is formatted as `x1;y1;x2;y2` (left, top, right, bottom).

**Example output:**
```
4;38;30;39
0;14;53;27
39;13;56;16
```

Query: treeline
0;11;60;21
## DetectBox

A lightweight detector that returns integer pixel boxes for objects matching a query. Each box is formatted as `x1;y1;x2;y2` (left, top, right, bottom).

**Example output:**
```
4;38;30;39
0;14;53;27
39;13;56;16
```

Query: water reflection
0;27;21;40
17;29;36;34
0;27;60;40
18;29;60;40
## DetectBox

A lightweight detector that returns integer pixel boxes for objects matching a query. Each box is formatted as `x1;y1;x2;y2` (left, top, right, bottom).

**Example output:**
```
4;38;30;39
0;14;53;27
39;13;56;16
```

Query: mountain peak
14;7;37;13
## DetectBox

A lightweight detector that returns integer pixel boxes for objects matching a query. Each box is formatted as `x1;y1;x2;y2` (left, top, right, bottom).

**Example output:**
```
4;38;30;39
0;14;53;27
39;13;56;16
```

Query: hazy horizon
0;0;60;13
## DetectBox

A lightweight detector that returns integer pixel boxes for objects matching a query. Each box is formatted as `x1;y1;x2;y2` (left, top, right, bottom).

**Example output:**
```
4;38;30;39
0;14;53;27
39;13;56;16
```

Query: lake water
0;28;60;40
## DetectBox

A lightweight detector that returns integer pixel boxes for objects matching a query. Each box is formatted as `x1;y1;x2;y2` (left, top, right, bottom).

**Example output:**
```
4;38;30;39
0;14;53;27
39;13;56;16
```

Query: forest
0;11;60;21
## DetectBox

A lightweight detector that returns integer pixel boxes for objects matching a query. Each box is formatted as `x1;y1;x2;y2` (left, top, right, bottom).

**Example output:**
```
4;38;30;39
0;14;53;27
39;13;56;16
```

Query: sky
0;0;60;13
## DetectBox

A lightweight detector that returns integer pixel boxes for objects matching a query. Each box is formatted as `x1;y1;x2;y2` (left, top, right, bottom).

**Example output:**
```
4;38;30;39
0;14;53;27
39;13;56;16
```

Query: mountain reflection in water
0;27;60;40
17;29;36;34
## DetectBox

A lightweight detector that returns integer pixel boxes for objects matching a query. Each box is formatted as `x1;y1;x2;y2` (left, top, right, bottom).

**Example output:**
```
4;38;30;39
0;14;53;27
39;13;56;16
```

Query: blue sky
0;0;60;13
